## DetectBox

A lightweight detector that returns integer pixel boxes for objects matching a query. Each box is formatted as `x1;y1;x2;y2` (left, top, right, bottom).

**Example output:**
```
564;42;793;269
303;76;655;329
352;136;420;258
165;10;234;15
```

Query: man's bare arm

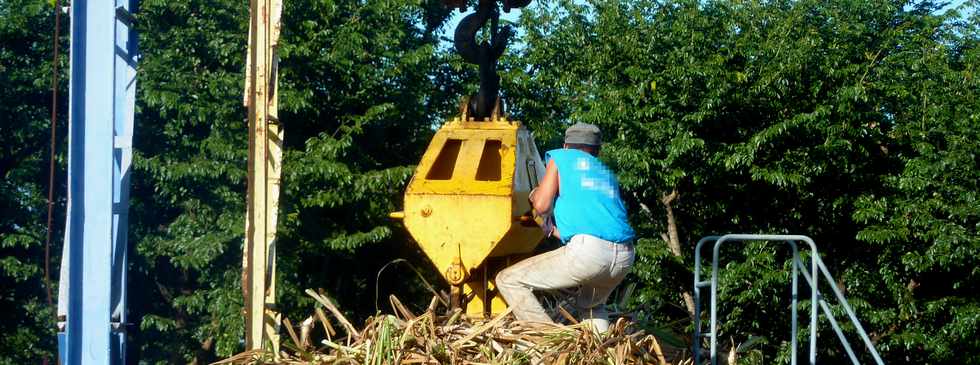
530;160;559;214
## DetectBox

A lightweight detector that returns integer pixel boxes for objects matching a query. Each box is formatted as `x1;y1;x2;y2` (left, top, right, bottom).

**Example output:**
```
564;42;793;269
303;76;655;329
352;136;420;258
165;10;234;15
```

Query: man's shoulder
545;148;591;161
544;148;564;157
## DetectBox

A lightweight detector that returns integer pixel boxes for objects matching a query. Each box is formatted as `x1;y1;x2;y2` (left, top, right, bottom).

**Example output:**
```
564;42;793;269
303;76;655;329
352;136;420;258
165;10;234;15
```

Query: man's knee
495;266;517;289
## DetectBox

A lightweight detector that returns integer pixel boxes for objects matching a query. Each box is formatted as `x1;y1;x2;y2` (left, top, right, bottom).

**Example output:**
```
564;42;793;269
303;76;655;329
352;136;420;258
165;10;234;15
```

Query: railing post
792;254;862;364
693;236;718;365
789;242;800;365
809;254;885;365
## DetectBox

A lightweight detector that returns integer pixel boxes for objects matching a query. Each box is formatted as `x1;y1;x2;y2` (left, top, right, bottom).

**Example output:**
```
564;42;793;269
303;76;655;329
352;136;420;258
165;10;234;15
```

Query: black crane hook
452;0;531;120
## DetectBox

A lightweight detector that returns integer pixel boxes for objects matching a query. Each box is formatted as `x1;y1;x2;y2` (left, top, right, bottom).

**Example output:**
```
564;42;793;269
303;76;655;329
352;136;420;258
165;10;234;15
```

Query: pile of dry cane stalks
215;289;691;365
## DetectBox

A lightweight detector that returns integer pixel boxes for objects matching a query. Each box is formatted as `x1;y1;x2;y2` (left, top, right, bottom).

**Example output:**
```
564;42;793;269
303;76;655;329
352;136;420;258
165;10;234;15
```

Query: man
496;122;636;332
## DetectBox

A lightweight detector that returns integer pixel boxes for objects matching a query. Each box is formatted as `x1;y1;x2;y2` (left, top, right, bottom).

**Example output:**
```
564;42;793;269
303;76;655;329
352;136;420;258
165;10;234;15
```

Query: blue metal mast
57;0;138;363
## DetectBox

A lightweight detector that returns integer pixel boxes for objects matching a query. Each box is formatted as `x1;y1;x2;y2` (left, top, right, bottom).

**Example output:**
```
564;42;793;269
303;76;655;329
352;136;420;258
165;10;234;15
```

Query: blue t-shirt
544;148;636;244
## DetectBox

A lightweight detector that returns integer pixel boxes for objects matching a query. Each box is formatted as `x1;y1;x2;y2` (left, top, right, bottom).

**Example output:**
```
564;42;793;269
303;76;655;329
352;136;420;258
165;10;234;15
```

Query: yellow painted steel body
397;114;547;317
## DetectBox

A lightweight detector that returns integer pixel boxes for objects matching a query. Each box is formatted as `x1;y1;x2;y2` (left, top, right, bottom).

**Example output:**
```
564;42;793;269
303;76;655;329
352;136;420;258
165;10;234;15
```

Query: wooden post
244;0;284;353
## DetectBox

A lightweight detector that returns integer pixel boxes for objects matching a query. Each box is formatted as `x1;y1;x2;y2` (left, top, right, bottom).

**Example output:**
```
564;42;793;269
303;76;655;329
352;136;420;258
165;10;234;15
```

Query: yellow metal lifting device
391;99;547;317
389;0;544;318
243;0;284;353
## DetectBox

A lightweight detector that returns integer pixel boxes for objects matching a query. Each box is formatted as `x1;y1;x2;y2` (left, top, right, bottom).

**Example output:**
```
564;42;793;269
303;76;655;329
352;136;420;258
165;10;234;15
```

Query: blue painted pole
65;0;115;361
61;0;137;363
111;0;138;362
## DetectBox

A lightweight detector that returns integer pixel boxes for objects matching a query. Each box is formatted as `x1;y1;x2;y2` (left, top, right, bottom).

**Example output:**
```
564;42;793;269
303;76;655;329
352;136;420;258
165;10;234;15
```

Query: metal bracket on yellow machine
451;0;532;120
458;93;508;123
447;254;472;310
446;254;468;286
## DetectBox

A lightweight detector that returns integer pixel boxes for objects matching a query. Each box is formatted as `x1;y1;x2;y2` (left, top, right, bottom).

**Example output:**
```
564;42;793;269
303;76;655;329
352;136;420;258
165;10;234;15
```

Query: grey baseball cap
564;122;602;146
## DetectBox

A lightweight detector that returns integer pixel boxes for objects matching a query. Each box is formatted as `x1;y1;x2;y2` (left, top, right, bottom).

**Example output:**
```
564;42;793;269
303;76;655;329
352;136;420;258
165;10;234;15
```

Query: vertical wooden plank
263;0;284;354
245;0;284;353
245;0;270;350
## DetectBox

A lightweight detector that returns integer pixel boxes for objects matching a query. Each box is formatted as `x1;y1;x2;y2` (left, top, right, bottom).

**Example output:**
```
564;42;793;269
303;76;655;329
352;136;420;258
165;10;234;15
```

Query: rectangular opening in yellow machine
426;138;462;180
475;139;502;181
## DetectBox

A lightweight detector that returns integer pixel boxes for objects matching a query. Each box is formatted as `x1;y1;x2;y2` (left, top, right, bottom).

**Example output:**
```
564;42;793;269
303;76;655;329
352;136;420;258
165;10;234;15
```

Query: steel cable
44;0;63;315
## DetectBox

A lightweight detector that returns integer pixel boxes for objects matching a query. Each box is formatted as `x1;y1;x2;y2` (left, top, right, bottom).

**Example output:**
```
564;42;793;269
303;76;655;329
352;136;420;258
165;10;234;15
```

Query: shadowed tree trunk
635;188;697;320
660;189;695;319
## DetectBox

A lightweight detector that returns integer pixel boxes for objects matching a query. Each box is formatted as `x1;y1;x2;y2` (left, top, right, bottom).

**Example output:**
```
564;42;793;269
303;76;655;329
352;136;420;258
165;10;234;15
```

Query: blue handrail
692;234;884;365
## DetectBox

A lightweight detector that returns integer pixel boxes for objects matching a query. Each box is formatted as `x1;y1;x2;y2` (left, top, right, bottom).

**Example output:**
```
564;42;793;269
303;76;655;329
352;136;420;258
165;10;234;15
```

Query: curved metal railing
692;234;884;365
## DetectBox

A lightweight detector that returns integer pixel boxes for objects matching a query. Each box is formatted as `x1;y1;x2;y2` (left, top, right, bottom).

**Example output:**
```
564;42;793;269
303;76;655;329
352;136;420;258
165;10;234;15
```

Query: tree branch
660;188;696;319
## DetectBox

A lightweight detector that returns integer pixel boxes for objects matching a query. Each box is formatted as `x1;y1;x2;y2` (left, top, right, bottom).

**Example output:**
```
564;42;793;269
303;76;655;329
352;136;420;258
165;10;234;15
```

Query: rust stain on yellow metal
396;109;547;317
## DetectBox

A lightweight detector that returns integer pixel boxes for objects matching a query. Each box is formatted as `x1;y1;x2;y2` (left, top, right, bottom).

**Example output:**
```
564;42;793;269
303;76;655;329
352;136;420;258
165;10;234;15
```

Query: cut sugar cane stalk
215;290;690;365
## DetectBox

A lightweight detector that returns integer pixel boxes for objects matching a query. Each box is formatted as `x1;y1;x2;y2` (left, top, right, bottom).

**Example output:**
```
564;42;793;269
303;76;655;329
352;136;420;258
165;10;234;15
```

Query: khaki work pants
496;234;635;332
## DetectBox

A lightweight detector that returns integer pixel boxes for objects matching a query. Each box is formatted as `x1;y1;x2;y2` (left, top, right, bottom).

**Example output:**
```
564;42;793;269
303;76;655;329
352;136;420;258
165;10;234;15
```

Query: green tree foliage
851;2;980;359
505;0;979;363
0;0;64;362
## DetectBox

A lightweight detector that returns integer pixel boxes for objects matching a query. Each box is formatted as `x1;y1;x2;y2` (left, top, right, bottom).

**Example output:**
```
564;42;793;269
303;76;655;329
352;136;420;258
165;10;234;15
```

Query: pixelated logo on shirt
577;158;617;198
